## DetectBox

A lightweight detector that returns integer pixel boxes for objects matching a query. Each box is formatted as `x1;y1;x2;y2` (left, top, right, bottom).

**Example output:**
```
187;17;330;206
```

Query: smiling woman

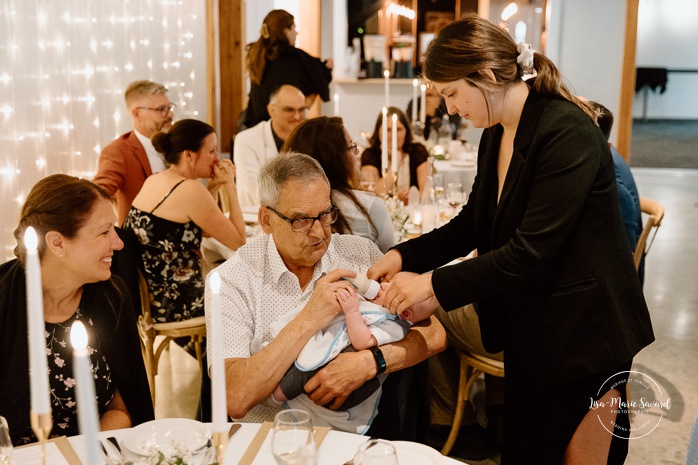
0;174;154;446
124;119;246;326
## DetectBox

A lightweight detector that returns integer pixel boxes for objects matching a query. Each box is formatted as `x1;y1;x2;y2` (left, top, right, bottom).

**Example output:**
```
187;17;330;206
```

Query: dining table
433;159;477;196
14;420;468;465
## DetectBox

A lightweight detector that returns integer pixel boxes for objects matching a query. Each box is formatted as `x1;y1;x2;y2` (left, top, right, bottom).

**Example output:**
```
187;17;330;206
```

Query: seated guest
205;152;446;433
94;80;174;225
124;119;245;324
406;84;462;141
0;174;153;445
361;107;429;204
588;101;644;281
282;116;396;252
234;84;307;207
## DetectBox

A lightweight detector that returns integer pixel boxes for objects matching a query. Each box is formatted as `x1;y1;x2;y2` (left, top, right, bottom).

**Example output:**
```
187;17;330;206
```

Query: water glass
270;409;316;465
360;170;377;192
447;182;465;216
354;439;398;465
0;416;12;465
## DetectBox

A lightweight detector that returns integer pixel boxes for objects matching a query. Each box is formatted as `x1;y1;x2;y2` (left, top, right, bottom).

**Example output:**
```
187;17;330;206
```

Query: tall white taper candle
71;321;100;465
24;227;51;416
420;84;427;127
209;271;227;434
381;107;388;175
411;79;418;123
383;69;390;109
391;113;398;176
333;93;340;116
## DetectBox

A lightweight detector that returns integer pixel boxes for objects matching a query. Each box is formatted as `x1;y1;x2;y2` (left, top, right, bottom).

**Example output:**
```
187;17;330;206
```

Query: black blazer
394;87;654;384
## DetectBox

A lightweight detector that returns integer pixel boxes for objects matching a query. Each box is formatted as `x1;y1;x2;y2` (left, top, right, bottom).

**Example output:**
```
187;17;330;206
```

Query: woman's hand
209;159;236;192
367;249;403;282
383;272;440;318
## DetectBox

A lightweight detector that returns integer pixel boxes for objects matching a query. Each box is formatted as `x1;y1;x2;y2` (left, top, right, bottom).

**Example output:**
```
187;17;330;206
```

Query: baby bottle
343;272;380;300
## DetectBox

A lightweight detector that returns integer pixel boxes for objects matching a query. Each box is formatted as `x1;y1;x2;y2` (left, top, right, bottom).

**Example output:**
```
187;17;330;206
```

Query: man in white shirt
233;84;307;207
94;80;174;225
206;153;446;432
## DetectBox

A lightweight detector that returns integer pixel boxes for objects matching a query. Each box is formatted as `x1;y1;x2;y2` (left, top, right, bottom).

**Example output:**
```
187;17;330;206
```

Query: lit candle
411;79;418;123
383;69;390;109
381;107;388;176
24;227;51;416
209;271;227;434
420;84;427;126
391;113;398;176
333;93;340;116
70;321;100;465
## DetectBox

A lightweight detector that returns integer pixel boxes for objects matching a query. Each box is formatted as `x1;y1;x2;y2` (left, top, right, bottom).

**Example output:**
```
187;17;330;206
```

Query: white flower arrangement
383;195;409;242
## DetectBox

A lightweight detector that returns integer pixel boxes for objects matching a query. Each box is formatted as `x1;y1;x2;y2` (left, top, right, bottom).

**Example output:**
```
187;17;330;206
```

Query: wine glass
270;409;315;465
447;182;465;217
360;170;377;192
354;439;398;465
0;416;12;465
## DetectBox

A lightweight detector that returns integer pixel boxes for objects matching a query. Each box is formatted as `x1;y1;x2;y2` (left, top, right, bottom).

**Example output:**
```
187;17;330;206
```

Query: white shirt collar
134;129;167;173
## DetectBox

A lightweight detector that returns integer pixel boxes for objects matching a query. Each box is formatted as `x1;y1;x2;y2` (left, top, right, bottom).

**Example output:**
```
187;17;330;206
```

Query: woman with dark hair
243;9;333;129
369;14;653;465
0;174;153;445
282;116;396;252
124;119;245;323
360;106;429;204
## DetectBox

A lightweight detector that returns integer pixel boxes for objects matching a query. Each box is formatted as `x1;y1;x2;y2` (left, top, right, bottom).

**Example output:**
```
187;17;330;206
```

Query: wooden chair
441;351;505;456
136;271;206;405
633;197;664;271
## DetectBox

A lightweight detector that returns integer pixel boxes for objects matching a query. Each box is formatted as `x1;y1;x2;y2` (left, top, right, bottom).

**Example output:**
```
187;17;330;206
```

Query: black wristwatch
369;347;387;375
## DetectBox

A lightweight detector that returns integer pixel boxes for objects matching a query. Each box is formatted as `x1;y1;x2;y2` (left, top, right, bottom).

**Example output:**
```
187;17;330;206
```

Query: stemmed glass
0;416;12;465
447;182;465;217
354;439;398;465
270;409;316;465
360;170;377;192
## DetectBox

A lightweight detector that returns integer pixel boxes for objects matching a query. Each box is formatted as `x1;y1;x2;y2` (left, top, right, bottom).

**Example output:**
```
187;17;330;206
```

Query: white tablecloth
55;422;466;465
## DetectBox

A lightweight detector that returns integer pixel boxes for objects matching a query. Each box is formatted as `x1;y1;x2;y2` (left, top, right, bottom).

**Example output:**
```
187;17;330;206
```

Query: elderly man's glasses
137;102;176;116
266;205;339;232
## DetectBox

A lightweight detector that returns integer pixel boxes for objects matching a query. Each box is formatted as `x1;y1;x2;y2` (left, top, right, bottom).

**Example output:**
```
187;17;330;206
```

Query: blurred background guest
94;80;174;226
124;119;245;327
234;85;307;207
241;9;332;131
283;116;396;253
0;174;153;445
361;107;429;204
406;84;462;141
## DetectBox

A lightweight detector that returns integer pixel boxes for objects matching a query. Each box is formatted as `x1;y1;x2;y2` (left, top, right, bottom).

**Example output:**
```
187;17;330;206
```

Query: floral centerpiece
383;195;409;242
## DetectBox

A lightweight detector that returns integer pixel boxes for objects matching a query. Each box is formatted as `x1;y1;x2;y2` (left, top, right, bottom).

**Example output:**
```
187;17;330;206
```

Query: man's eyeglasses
266;205;339;232
137;102;176;116
274;105;308;116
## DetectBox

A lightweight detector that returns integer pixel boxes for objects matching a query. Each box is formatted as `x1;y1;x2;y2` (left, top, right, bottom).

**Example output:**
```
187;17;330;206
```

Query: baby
271;280;428;410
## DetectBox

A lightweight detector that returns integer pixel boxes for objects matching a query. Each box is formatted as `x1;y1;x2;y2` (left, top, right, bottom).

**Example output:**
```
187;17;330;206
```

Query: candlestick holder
30;411;52;465
212;431;228;465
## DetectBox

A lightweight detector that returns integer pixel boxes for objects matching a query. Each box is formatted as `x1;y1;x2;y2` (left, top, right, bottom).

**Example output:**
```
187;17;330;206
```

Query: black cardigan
394;87;654;383
0;260;154;445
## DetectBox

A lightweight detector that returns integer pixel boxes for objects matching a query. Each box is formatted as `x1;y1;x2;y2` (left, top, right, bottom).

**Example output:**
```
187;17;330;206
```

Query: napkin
237;422;330;465
15;436;83;465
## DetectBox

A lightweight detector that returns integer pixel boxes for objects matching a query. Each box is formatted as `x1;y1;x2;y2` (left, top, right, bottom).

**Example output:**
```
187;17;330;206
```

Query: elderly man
206;153;445;432
233;84;307;207
94;80;174;225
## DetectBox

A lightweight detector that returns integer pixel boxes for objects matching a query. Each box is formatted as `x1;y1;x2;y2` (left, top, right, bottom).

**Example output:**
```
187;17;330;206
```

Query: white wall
546;0;627;144
633;0;698;119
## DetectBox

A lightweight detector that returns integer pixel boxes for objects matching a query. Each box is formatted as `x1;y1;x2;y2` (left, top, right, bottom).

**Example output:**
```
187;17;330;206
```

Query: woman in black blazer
368;14;654;465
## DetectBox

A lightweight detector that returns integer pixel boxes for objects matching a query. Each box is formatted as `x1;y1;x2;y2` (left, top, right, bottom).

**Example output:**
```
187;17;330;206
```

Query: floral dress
124;181;204;322
18;309;115;444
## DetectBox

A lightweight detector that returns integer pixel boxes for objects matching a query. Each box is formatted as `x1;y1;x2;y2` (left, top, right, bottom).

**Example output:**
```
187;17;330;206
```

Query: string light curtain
0;0;206;261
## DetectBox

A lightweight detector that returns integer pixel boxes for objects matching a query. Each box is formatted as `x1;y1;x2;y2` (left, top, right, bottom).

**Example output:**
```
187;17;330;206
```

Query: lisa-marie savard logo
589;370;671;439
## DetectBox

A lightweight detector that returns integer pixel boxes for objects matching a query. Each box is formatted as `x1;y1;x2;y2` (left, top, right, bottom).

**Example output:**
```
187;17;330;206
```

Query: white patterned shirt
205;233;384;427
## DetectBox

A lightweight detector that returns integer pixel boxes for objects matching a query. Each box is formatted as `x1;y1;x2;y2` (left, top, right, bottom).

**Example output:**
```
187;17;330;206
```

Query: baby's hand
336;287;360;315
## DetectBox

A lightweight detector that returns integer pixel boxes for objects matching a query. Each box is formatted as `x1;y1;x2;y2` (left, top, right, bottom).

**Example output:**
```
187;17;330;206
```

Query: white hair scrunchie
516;42;535;74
